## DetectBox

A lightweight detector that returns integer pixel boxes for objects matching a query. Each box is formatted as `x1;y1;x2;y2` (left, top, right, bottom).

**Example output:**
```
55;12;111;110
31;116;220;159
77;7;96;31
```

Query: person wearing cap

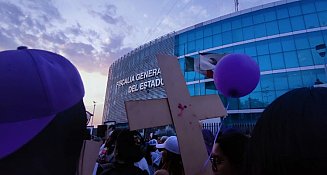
0;47;86;174
145;139;162;175
154;136;185;175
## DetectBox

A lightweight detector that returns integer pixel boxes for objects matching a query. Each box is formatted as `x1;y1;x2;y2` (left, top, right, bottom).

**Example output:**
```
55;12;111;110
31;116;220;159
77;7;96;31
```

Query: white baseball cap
156;136;180;154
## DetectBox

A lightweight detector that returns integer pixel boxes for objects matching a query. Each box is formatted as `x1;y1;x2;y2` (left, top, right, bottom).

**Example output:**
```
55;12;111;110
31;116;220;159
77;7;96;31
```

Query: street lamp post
316;44;327;81
91;101;96;126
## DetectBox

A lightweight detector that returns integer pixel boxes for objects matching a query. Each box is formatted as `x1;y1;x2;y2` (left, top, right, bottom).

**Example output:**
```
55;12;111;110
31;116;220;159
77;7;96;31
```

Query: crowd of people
1;47;327;175
93;87;327;175
93;130;184;175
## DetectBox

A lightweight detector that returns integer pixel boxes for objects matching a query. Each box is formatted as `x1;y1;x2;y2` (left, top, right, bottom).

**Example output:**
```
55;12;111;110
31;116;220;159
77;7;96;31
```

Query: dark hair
244;87;327;175
216;129;248;167
104;128;123;154
164;151;184;175
115;129;143;163
0;100;87;175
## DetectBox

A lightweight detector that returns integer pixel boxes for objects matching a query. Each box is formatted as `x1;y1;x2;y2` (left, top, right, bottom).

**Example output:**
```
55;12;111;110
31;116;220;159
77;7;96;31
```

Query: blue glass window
212;24;221;34
253;13;265;24
304;14;319;29
258;55;272;71
266;21;279;36
318;11;327;27
276;7;289;19
228;98;239;110
324;30;327;44
301;1;316;14
312;48;324;65
287;71;303;88
290;16;305;31
222;21;232;32
269;39;282;53
221;47;233;54
278;18;292;33
256;41;269;55
294;36;310;49
284;51;299;68
297;49;313;67
281;37;296;51
249;92;264;108
243;26;254;40
175;46;180;56
239;95;250;109
178;44;186;56
203;36;212;49
195;83;205;96
308;31;324;48
187;41;196;53
288;3;302;17
196;38;203;50
179;33;187;44
315;69;327;83
179;58;185;73
275;90;288;98
271;53;285;70
244;43;257;56
301;69;316;87
205;85;217;95
315;1;327;12
263;90;276;106
232;19;242;29
187;84;195;96
232;29;243;42
188;31;195;41
261;74;274;91
254;23;267;38
274;73;288;90
242;15;253;27
185;71;195;82
264;9;277;22
204;27;212;37
196;29;203;39
253;77;261;92
213;34;222;47
222;31;232;45
252;56;259;65
233;45;244;54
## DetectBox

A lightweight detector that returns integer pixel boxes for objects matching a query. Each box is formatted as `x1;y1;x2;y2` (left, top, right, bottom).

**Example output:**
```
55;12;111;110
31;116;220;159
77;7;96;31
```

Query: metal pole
91;101;96;126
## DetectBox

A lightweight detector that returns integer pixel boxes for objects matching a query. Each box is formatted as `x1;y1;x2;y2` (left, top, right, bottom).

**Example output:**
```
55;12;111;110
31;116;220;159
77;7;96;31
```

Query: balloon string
225;97;230;110
201;97;229;173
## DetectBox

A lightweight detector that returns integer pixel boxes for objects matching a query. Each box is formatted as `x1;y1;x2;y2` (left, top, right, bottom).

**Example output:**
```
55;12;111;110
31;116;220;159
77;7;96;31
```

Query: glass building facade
103;0;327;132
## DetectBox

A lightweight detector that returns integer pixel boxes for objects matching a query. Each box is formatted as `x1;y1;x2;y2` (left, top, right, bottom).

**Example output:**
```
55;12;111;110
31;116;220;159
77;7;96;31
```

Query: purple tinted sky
0;0;277;125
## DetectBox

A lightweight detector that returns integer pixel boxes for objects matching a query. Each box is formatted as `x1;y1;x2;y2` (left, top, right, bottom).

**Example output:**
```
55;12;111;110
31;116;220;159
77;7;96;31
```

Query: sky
0;0;276;126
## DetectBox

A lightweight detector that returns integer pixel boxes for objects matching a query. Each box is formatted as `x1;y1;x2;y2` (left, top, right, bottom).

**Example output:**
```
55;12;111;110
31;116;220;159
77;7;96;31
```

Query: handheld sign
125;54;227;175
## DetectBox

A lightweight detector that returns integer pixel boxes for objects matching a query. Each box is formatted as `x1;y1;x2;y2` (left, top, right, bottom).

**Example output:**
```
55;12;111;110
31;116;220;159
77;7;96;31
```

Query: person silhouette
0;47;86;175
244;87;327;175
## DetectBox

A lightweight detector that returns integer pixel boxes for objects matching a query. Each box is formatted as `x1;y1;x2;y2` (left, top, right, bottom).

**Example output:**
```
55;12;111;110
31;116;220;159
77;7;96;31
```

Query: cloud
21;0;64;24
42;31;68;45
0;28;18;50
0;1;25;26
66;23;83;36
0;1;134;75
89;4;122;25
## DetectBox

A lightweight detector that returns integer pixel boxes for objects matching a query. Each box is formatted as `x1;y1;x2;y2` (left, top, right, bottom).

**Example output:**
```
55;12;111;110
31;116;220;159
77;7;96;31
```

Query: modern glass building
103;0;327;132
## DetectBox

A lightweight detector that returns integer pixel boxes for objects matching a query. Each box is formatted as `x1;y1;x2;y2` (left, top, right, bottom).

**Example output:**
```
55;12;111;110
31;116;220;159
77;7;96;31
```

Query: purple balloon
214;54;260;98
